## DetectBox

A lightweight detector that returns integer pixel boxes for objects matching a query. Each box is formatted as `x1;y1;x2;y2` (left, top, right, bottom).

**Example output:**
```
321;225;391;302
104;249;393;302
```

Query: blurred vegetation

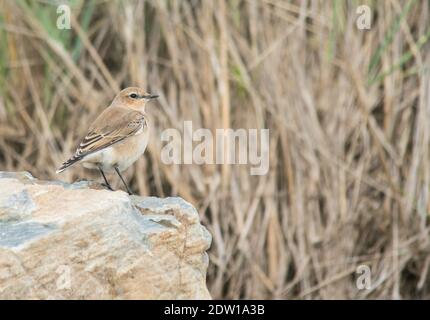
1;0;430;299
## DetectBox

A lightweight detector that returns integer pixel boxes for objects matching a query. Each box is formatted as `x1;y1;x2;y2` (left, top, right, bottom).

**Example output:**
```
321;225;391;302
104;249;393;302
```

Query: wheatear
56;87;158;194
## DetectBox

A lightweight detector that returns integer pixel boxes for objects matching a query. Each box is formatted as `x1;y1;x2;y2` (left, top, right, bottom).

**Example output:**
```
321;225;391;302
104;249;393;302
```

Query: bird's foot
101;183;113;191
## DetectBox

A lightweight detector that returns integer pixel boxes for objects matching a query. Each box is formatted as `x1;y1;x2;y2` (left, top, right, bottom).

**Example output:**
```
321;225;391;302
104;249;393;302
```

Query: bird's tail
56;154;82;173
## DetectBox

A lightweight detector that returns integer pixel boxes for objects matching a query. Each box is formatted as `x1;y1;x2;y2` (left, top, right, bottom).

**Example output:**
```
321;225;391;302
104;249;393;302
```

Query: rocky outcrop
0;172;211;299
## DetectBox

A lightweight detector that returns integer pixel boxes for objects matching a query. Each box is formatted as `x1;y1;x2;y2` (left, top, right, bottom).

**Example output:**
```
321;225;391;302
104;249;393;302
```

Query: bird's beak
143;94;159;100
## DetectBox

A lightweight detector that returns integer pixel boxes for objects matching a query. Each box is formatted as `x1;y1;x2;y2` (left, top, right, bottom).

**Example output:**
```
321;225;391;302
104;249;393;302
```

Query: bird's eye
129;93;138;99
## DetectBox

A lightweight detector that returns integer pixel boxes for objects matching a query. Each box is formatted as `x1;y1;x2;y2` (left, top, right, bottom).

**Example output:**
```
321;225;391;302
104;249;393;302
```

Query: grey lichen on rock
0;172;212;299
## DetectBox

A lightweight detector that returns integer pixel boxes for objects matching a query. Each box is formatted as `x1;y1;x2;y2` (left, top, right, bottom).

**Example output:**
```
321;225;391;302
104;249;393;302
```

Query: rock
0;172;212;299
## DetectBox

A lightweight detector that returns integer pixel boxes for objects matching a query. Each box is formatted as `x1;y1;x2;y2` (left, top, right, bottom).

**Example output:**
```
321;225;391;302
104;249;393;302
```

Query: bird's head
112;87;159;111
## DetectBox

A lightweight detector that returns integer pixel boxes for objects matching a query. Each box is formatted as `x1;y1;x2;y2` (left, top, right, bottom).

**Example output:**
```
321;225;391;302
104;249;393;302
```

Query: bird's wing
57;107;146;172
76;106;146;157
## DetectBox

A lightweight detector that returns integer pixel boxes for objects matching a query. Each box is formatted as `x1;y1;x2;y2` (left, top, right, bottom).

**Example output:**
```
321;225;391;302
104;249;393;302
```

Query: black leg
114;166;133;195
98;167;113;191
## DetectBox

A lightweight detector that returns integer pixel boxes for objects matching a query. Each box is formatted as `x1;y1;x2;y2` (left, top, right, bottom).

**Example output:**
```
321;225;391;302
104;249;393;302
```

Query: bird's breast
111;130;149;172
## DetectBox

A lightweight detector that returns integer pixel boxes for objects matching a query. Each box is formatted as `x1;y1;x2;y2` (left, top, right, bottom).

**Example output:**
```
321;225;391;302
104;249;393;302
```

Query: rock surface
0;172;211;299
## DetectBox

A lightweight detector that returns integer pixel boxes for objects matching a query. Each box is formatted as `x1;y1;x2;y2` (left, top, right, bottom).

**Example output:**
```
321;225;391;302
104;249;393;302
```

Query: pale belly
82;131;149;172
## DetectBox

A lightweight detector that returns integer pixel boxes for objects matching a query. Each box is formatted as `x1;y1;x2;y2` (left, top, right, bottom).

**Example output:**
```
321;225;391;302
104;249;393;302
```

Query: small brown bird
56;87;158;194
